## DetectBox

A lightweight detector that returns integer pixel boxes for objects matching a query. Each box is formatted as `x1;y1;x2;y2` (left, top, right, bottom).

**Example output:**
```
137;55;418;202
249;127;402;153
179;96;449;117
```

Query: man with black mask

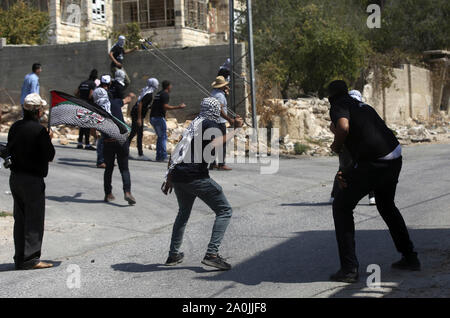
327;80;420;283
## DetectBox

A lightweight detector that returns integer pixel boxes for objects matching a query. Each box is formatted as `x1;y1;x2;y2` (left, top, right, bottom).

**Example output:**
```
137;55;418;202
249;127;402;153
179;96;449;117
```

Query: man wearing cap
327;80;420;283
109;35;138;89
7;93;55;270
210;76;235;171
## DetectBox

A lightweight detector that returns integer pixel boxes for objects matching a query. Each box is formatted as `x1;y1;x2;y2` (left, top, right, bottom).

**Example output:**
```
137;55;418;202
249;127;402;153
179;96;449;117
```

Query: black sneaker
165;252;184;266
330;269;359;283
201;253;231;271
85;145;96;151
77;144;83;149
392;253;421;271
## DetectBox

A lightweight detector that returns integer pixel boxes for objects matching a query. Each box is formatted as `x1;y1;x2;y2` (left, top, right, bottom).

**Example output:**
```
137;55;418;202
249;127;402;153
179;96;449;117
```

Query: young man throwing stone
161;97;243;270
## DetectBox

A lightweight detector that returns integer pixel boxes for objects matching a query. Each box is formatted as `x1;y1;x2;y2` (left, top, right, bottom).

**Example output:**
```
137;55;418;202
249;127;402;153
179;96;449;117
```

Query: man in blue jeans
162;97;243;270
150;80;186;162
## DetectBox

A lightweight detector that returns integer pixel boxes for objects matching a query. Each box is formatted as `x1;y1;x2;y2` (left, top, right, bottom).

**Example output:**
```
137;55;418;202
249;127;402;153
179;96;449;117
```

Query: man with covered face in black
327;80;420;283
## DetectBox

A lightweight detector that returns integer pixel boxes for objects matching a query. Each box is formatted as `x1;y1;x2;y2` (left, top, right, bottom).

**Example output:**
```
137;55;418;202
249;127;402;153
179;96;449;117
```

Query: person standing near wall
150;80;186;162
109;35;138;89
327;80;420;283
20;63;41;109
75;69;98;150
210;76;236;171
128;78;159;161
8;93;55;270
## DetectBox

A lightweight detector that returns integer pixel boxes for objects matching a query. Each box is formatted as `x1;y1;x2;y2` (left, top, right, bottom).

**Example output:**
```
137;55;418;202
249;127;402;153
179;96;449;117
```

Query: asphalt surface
0;139;449;298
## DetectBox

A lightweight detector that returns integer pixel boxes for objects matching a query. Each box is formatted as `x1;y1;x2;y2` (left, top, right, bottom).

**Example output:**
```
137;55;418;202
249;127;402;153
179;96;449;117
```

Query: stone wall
0;40;247;121
141;27;211;48
363;64;434;123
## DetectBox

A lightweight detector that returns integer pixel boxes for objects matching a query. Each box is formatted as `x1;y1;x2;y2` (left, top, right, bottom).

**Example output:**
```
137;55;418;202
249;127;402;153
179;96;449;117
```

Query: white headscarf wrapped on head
138;78;159;102
166;97;222;178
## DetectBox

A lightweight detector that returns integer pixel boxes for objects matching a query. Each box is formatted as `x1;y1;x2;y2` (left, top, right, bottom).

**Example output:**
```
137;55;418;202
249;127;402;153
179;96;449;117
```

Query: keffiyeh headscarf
166;97;222;178
93;87;111;114
349;90;363;102
138;78;159;102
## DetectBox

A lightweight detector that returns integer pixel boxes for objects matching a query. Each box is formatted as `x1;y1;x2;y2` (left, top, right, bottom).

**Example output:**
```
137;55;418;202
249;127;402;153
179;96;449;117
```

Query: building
1;0;241;47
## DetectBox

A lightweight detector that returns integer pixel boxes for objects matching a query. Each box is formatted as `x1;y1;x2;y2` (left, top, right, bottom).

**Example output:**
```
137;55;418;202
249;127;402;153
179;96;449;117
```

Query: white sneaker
369;197;376;205
137;155;150;161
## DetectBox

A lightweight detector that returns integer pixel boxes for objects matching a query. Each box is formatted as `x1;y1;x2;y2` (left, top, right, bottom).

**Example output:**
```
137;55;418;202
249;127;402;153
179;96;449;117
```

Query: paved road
0;140;449;298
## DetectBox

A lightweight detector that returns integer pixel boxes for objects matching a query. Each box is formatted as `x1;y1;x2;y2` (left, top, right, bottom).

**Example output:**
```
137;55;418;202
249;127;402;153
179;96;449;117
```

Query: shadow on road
111;263;220;274
57;157;98;169
195;228;450;297
46;192;130;207
281;202;331;207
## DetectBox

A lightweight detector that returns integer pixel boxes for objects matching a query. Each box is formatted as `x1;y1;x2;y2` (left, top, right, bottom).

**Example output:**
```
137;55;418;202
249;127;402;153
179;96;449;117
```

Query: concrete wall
363;64;433;123
0;40;247;121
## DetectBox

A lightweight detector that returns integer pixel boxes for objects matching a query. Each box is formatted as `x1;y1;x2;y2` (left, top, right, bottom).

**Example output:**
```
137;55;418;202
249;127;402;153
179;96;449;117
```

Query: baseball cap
100;75;111;85
23;93;47;111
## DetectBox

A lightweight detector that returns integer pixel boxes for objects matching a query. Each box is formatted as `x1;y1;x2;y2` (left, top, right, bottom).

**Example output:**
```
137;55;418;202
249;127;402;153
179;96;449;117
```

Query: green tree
0;0;49;45
249;2;370;98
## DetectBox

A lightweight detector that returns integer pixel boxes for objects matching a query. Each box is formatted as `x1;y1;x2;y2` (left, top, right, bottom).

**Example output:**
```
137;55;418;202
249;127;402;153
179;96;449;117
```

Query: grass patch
0;211;12;217
294;142;310;155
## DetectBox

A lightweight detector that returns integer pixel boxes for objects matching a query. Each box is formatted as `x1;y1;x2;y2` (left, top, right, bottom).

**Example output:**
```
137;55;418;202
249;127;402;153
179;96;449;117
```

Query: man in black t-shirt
109;35;138;89
150;80;186;161
327;80;419;283
162;97;244;271
75;69;98;150
128;78;159;160
8;93;55;270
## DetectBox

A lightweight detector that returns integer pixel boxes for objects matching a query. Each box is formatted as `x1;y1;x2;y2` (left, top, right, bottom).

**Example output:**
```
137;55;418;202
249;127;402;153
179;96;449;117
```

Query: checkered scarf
166;97;221;177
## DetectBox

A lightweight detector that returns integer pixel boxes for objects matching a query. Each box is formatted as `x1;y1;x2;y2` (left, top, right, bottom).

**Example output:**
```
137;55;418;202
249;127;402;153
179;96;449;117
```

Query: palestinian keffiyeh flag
50;90;130;144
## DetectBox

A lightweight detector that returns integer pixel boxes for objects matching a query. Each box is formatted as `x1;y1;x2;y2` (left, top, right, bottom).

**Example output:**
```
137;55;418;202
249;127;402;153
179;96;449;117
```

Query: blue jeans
96;137;104;165
150;117;167;161
169;178;233;256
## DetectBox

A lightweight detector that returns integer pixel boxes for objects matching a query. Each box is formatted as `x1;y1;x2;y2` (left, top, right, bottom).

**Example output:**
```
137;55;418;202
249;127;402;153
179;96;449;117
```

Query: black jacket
329;93;399;162
7;118;55;178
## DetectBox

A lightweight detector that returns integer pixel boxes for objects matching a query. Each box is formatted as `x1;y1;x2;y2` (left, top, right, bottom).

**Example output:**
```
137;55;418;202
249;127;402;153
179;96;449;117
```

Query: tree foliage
249;2;370;98
0;0;49;45
242;0;450;98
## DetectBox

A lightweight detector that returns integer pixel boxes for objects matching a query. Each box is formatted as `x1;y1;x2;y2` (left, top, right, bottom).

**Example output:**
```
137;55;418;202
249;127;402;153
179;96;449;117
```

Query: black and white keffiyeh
166;97;222;178
138;78;159;102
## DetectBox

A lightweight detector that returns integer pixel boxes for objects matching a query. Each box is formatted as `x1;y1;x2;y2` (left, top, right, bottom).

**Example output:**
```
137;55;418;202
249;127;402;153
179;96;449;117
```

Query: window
92;0;106;23
113;0;174;29
184;0;207;31
61;0;81;25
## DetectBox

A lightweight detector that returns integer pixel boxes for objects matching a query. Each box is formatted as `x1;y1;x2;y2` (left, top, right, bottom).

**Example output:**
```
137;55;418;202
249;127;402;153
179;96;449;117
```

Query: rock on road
0;140;449;298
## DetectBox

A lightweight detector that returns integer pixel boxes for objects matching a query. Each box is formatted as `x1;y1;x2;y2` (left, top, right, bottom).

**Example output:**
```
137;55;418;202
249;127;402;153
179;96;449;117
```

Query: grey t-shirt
211;89;227;124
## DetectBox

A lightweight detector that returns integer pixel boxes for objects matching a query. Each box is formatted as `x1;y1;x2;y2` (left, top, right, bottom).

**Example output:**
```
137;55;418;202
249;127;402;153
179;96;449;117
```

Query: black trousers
332;157;415;271
212;123;227;166
128;114;144;156
104;140;131;195
9;172;46;269
78;128;90;145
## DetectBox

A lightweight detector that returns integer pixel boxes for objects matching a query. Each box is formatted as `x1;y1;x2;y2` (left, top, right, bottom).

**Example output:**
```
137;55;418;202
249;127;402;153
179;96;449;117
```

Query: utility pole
229;0;258;132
